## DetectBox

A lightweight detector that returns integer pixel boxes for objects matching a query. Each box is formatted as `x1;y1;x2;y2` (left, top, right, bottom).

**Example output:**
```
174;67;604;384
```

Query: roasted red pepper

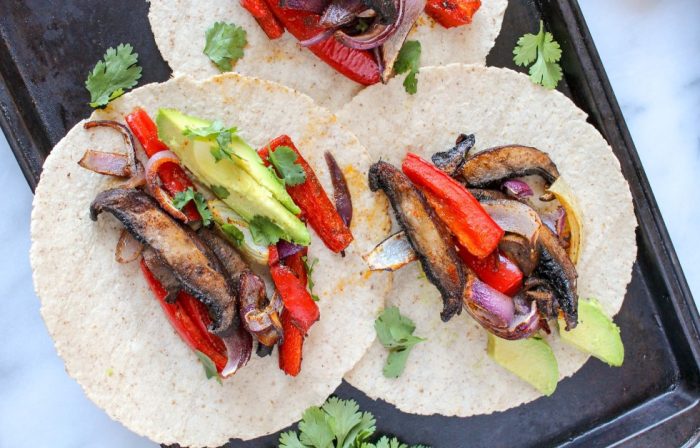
141;260;228;373
402;153;503;258
125;107;200;222
261;2;380;85
240;0;285;39
457;245;523;296
269;245;320;333
260;135;353;253
284;248;309;286
279;311;304;376
425;0;481;28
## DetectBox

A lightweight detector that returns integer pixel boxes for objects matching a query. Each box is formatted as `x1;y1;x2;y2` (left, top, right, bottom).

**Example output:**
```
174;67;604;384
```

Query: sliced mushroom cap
369;161;464;321
468;188;509;202
461;145;560;187
499;233;539;277
536;225;578;329
431;133;476;177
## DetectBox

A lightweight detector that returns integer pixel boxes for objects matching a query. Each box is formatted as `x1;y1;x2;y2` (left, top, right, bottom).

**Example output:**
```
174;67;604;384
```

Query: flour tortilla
30;73;390;447
148;0;507;111
338;64;637;416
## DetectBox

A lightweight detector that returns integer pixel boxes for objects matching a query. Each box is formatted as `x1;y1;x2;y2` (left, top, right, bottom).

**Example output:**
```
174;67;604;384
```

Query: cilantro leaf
394;40;421;95
299;407;334;448
322;397;362;447
302;256;320;301
85;43;142;108
194;350;222;384
248;215;285;245
220;223;245;246
375;307;425;378
513;21;563;89
204;22;247;71
172;187;212;225
270;146;307;186
279;431;308;448
210;185;230;199
183;121;238;162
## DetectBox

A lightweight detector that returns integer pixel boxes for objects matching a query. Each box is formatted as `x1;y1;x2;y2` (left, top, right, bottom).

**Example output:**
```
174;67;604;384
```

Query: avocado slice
558;299;624;367
156;109;310;245
487;334;559;396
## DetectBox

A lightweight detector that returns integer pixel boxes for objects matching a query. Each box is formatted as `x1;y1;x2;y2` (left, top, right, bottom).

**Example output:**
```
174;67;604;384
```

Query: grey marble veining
0;1;698;446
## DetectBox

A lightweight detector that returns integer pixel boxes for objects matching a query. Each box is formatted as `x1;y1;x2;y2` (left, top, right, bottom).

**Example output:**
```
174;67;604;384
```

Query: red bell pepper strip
140;260;228;372
456;245;523;296
179;292;227;355
284;247;309;286
260;136;353;253
402;153;503;258
269;245;320;334
240;0;285;39
125;107;200;222
425;0;481;29
261;1;380;85
279;311;304;376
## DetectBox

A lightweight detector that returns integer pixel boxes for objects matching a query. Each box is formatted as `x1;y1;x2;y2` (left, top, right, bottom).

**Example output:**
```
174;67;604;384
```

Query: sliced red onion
373;47;385;80
299;28;335;47
463;279;515;330
333;0;405;50
78;150;131;177
501;179;533;199
324;152;353;227
542;207;566;236
489;300;541;340
145;150;188;222
279;0;329;14
277;240;305;259
220;325;253;378
319;0;365;28
83;120;137;177
115;229;144;264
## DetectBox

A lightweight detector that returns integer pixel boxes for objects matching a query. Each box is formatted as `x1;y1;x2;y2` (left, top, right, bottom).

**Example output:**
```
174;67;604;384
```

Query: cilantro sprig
85;43;142;108
249;215;285;246
513;21;563;89
270;146;307;186
394;40;421;95
183;121;238;162
204;22;248;72
220;223;245;246
279;397;428;448
302;255;319;301
173;187;213;225
375;307;425;378
194;350;222;384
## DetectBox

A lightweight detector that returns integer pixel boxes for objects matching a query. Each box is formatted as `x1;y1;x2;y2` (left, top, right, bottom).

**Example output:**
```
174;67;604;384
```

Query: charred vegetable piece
240;0;285;39
319;0;365;28
456;246;523;296
142;248;181;303
468;188;509;202
537;225;578;329
425;0;481;29
238;271;284;346
197;227;249;279
82;120;137;177
461;145;560;187
78;150;132;177
90;188;238;336
403;153;504;258
369;161;464;321
324;152;353;227
431;133;475;177
260;135;353;253
279;311;304;376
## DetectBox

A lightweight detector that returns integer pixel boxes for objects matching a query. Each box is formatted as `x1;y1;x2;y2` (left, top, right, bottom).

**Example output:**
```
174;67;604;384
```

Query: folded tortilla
148;0;507;110
337;64;637;416
30;73;390;446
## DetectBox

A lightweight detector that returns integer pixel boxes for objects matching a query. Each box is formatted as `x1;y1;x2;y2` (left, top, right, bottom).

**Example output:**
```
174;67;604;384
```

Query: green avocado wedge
156;109;310;245
558;299;624;367
487;334;559;396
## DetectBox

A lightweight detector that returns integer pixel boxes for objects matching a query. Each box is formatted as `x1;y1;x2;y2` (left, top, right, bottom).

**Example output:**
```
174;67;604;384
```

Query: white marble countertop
1;1;698;446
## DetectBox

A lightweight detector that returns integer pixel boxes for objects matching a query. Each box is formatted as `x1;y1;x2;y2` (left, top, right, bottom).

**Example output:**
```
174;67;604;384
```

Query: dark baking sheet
1;0;699;446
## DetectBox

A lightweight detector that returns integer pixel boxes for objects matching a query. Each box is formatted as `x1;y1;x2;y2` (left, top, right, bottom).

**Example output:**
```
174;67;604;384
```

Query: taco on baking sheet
337;64;637;415
30;73;390;447
148;0;507;109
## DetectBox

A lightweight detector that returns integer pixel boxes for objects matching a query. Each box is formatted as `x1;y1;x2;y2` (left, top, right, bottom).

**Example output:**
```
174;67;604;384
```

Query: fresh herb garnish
279;397;427;448
302;255;320;301
269;146;307;186
183;121;238;162
249;215;285;245
173;187;213;225
204;22;248;72
513;21;563;90
85;43;142;108
394;40;421;95
210;184;230;199
220;223;245;246
194;350;222;384
375;307;425;378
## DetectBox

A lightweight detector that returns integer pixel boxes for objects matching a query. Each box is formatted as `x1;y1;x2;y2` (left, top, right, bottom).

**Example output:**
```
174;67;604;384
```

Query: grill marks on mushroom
369;161;465;321
90;188;238;336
